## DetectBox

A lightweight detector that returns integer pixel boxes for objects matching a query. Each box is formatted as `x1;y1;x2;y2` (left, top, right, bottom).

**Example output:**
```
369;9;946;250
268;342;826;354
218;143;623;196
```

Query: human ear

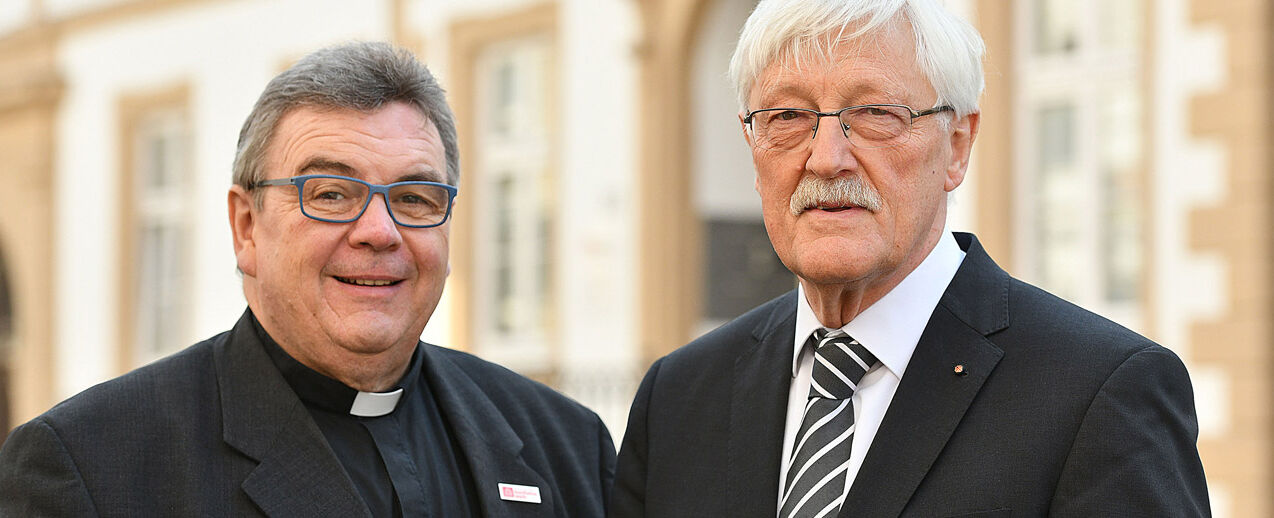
944;111;980;192
227;185;259;277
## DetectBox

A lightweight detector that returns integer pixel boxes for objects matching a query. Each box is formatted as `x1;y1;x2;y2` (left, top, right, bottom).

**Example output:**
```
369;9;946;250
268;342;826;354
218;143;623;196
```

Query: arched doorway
637;0;776;360
689;0;789;336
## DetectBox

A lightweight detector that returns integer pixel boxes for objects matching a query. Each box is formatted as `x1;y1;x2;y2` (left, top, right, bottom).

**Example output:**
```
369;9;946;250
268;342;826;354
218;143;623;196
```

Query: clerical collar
250;311;422;417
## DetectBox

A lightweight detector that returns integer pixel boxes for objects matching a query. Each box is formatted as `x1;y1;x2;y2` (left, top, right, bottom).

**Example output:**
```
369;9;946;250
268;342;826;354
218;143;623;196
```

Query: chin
336;331;409;355
789;250;881;287
332;315;417;351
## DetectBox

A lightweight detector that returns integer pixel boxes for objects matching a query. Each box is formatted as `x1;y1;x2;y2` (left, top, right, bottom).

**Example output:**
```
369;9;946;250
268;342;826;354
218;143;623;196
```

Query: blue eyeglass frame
254;174;459;228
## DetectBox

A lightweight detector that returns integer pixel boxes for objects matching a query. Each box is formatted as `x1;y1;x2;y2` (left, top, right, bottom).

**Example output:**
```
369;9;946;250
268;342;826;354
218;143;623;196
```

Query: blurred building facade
0;0;1268;515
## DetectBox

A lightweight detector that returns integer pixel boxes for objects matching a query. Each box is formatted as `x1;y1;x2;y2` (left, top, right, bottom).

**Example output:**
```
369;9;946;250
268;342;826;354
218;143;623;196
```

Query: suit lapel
727;292;798;517
215;312;370;518
422;345;555;517
840;233;1009;516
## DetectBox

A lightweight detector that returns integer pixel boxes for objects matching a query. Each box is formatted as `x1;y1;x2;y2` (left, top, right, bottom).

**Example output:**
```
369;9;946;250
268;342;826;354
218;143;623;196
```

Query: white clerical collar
350;389;405;417
792;230;966;378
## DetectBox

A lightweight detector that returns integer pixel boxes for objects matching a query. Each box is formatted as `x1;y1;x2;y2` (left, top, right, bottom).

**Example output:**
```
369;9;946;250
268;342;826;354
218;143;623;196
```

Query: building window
125;105;192;366
470;35;556;374
1016;0;1145;328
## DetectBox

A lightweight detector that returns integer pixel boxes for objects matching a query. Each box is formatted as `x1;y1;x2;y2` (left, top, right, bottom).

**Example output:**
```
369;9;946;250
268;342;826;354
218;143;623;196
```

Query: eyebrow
399;170;445;183
298;157;445;183
754;83;815;108
298;157;355;176
755;81;895;109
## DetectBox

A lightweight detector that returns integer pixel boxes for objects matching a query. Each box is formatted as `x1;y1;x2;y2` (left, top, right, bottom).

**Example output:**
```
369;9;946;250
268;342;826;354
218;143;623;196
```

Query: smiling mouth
334;276;401;287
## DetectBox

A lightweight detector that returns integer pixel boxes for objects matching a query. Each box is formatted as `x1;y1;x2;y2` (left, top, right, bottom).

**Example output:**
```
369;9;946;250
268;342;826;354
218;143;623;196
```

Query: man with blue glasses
0;42;614;517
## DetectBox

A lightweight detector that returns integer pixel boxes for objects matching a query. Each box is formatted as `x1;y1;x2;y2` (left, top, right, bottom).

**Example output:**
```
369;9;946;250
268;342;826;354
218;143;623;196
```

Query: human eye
763;109;808;125
396;191;437;207
776;110;804;121
302;178;362;211
314;188;347;200
390;184;447;216
846;106;907;140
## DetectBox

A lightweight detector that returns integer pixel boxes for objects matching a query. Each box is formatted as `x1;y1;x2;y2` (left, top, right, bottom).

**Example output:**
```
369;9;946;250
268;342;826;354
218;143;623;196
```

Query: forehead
267;102;444;181
748;26;929;108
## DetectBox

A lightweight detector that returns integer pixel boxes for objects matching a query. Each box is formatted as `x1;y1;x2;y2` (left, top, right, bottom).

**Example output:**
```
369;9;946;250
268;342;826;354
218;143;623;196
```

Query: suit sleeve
1049;347;1210;516
608;358;662;518
0;417;100;516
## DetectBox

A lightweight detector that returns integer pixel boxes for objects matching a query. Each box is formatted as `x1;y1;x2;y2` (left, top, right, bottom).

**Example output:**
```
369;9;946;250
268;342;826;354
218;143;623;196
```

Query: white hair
728;0;985;116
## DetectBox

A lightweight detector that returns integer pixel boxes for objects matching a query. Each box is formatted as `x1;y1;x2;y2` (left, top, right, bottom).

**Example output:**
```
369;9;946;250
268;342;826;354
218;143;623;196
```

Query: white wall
0;0;30;36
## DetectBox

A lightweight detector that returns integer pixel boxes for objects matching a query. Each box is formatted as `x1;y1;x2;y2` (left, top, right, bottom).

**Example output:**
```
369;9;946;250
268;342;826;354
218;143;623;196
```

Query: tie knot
807;328;878;400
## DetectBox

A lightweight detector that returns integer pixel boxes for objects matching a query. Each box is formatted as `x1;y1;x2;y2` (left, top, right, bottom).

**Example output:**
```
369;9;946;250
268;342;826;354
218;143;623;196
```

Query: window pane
494;175;515;333
1033;0;1079;55
1097;0;1141;53
137;223;185;358
1035;103;1081;301
471;34;555;372
491;59;516;137
131;108;189;363
1099;90;1142;303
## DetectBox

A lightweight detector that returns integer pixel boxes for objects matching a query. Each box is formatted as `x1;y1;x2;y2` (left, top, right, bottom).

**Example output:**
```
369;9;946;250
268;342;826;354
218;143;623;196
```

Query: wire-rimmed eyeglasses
743;103;953;151
253;174;458;228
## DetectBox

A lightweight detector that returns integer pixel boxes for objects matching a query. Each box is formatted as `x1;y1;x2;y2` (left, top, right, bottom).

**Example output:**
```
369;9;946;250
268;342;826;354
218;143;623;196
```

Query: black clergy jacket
610;233;1209;517
0;311;616;517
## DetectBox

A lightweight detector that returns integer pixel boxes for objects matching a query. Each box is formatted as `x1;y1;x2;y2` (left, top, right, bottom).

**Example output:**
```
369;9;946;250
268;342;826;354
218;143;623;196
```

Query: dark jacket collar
214;309;554;517
838;231;1008;516
215;310;371;517
418;345;558;516
726;291;799;515
252;313;422;417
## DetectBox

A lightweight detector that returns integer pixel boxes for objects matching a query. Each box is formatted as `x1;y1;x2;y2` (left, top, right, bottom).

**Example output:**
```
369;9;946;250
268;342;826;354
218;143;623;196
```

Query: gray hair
232;41;459;194
729;0;985;117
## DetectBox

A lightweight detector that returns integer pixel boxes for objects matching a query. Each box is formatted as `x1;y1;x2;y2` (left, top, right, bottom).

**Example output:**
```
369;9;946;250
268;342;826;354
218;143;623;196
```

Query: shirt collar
251;311;420;417
792;230;966;378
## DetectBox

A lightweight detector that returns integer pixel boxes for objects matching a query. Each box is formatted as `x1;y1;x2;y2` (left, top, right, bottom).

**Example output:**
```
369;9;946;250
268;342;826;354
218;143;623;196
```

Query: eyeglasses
253;174;458;228
743;104;953;151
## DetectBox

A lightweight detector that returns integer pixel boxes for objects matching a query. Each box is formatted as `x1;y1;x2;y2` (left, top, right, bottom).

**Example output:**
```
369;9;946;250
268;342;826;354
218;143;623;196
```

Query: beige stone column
0;27;61;430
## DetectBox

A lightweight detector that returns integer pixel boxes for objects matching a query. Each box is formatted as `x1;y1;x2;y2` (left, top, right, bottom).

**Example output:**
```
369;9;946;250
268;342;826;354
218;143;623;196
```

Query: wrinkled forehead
747;22;925;108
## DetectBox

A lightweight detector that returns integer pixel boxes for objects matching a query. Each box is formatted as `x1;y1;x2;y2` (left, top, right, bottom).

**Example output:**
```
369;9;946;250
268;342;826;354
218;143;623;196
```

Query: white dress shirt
777;231;966;509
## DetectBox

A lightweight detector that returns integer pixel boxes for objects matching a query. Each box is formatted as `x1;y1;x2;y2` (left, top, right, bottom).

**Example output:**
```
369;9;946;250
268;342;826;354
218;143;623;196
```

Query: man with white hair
611;1;1209;516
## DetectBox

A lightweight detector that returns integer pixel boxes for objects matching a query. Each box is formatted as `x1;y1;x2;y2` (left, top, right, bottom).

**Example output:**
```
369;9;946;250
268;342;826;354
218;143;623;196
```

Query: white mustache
789;175;883;215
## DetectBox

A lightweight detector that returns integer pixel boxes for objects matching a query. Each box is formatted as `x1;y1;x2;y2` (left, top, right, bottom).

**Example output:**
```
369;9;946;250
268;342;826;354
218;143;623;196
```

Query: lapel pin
498;483;542;504
953;364;967;376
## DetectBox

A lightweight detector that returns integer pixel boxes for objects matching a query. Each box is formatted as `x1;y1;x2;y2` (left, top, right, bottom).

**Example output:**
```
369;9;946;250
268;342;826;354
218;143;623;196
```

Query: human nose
347;193;403;250
805;114;859;177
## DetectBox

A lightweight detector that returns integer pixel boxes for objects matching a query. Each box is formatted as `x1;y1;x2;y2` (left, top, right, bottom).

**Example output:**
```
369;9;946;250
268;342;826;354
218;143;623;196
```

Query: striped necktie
780;328;879;518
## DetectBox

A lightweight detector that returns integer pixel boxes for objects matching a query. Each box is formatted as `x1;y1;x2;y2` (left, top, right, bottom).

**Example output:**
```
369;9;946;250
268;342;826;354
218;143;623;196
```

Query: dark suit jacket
611;233;1209;517
0;311;615;517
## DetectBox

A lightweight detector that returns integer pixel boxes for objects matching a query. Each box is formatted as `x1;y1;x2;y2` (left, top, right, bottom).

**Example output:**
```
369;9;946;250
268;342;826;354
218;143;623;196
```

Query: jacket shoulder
29;332;227;450
1001;276;1159;359
426;345;601;423
661;290;796;367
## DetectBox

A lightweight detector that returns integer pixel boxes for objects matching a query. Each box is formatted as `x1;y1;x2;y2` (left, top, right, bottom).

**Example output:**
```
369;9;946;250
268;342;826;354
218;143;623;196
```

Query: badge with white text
497;483;542;504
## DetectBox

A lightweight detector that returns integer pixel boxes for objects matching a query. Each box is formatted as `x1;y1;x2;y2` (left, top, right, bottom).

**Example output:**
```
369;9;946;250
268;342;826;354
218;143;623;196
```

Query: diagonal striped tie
780;328;879;518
